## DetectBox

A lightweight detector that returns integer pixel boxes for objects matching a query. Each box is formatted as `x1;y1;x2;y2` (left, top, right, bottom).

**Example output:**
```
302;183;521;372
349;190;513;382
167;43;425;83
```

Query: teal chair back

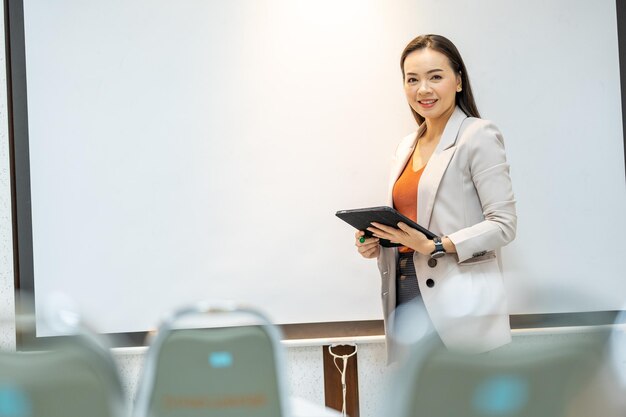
0;343;125;417
386;328;624;417
133;302;288;417
0;306;126;417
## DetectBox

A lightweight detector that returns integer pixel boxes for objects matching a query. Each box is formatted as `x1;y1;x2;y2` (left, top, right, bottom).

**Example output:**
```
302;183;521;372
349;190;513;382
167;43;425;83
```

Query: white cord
328;344;358;417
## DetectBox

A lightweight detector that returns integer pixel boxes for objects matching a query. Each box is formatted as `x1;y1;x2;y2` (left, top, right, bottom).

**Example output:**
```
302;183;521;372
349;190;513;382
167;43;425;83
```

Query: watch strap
430;236;446;259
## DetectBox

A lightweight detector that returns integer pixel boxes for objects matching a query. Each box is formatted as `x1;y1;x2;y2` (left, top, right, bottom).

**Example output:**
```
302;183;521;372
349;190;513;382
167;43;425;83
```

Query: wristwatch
430;236;446;259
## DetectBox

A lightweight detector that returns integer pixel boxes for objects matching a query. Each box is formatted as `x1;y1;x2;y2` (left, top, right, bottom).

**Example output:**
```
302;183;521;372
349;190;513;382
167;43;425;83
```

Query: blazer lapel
418;107;468;228
385;124;427;205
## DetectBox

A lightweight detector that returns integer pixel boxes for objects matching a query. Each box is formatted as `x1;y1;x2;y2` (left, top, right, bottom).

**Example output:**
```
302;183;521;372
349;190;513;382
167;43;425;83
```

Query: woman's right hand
355;230;380;259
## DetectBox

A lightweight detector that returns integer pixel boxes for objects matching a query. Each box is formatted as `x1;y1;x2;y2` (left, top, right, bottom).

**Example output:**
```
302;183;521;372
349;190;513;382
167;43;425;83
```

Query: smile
418;99;438;108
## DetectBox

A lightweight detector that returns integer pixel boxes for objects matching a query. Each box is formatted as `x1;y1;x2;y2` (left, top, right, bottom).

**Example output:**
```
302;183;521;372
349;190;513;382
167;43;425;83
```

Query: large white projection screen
22;0;626;336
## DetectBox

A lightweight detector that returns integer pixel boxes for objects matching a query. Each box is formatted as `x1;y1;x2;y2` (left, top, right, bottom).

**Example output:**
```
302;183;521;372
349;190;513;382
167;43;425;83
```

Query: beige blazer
377;106;517;354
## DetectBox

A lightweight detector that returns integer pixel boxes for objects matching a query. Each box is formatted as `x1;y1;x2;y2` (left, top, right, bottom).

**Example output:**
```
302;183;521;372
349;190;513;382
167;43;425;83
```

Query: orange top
392;153;425;253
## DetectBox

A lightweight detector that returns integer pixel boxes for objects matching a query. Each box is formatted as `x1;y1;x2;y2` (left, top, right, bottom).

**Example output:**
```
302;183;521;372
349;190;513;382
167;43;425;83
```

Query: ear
456;72;463;92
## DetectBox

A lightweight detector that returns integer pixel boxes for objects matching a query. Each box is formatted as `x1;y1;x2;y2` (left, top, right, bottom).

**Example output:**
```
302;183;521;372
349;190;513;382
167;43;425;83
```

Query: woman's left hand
368;222;434;255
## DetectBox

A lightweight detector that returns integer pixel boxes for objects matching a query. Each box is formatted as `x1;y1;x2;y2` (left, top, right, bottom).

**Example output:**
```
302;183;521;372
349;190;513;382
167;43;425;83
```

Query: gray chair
133;301;289;417
0;306;126;417
385;327;626;417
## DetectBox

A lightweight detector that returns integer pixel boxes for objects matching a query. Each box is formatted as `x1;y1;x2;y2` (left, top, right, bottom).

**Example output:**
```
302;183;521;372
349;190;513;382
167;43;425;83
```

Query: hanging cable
328;344;358;417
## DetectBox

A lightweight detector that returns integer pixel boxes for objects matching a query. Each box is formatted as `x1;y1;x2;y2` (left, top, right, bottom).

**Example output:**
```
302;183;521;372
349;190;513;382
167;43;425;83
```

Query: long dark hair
400;34;480;125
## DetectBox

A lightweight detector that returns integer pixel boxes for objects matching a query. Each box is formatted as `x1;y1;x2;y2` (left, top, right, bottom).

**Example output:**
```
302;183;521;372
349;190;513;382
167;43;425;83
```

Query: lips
418;99;437;108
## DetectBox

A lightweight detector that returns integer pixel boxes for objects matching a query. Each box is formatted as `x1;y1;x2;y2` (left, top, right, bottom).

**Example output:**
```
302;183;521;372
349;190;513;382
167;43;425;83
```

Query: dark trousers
396;251;421;306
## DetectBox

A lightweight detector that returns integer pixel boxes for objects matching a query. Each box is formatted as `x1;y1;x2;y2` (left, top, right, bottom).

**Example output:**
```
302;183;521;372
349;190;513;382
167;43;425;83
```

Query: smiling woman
401;47;464;176
403;48;461;134
356;34;517;359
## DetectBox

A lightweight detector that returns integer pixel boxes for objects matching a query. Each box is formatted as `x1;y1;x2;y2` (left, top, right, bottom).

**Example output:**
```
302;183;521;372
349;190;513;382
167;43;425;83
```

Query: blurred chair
0;297;126;417
133;301;289;417
385;326;626;417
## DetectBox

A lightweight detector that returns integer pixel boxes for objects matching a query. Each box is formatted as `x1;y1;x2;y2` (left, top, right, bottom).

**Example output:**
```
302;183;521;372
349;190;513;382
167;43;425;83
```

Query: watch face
431;251;445;259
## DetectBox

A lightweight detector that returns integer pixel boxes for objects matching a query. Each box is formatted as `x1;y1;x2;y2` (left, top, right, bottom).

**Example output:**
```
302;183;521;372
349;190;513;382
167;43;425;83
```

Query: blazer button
399;275;406;281
428;258;437;268
426;279;435;288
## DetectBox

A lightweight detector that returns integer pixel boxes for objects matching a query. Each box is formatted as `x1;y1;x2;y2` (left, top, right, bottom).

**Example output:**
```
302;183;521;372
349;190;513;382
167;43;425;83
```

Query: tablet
335;206;437;247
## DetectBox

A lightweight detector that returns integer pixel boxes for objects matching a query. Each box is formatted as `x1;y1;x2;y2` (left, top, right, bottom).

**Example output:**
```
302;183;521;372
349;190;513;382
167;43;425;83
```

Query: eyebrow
405;68;444;76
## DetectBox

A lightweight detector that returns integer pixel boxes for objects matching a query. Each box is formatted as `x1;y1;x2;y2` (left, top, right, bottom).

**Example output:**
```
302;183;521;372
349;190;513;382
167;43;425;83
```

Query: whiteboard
20;0;626;336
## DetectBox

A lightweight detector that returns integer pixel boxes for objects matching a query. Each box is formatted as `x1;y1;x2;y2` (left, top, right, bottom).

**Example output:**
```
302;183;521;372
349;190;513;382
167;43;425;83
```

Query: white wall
25;0;419;335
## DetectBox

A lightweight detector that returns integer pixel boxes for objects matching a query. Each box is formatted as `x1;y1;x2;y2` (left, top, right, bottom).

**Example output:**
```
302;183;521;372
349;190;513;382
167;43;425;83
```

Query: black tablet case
336;206;436;248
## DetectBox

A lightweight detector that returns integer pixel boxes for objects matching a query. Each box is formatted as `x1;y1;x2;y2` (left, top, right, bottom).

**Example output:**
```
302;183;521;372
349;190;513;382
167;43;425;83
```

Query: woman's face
403;48;461;124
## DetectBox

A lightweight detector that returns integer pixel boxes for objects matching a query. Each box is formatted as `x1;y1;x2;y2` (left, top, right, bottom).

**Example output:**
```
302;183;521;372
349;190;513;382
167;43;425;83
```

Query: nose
417;80;431;95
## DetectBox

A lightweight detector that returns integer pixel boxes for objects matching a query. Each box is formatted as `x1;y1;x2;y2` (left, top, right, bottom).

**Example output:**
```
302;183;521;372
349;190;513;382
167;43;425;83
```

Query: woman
356;34;516;355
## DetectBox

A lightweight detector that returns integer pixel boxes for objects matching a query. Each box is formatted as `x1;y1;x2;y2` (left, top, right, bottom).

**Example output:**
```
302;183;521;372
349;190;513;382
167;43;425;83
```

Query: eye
431;74;442;80
406;77;418;84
